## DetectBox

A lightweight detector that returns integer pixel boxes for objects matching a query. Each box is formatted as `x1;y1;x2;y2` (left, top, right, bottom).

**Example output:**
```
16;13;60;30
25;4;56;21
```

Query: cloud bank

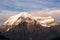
31;9;60;22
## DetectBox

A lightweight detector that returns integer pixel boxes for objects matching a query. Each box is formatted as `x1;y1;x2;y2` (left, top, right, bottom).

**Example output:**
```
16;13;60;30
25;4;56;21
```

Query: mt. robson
3;12;57;27
0;12;60;40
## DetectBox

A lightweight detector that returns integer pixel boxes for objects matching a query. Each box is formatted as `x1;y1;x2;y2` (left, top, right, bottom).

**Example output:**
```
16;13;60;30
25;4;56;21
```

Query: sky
0;0;60;25
0;0;60;11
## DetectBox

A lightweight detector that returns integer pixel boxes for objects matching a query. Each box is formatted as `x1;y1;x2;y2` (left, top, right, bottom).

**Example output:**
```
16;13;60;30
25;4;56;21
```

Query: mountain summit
3;12;57;27
0;12;59;40
4;12;33;25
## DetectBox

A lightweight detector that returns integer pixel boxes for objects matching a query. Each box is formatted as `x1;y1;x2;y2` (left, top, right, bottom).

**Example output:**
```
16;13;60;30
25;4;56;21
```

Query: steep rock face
0;12;59;40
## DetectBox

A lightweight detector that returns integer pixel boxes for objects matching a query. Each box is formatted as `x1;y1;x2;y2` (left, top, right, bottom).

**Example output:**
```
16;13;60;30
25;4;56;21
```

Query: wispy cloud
31;9;60;22
0;10;20;25
0;0;60;11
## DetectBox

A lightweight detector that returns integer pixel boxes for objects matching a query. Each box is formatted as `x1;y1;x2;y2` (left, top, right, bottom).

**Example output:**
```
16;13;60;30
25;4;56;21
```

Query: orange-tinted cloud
30;9;60;22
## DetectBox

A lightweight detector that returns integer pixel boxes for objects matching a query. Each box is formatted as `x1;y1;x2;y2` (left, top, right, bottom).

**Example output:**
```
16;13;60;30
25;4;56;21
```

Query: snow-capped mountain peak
4;12;33;25
3;12;58;27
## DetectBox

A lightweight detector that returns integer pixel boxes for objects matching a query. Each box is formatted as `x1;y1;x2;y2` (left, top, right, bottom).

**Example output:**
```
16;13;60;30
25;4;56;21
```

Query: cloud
0;10;20;25
0;0;60;25
30;9;60;22
0;0;60;11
